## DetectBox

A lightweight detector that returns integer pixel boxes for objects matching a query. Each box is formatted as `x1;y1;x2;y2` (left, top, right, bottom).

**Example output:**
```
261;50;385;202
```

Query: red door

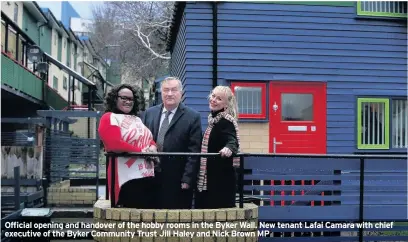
269;82;326;154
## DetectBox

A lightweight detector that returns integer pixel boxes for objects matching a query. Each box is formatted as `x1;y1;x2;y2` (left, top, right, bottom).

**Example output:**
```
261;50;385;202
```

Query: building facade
1;1;111;112
166;1;407;155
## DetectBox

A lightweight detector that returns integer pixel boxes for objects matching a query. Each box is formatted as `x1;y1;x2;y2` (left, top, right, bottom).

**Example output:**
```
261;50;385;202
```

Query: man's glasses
118;96;134;102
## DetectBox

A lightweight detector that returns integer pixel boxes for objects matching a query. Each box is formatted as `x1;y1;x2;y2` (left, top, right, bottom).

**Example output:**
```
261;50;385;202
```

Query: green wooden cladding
44;85;68;110
2;54;68;110
22;9;39;44
1;54;43;100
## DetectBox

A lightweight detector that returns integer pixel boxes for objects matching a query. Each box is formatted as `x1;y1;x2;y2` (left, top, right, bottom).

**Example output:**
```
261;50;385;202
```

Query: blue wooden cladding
242;154;408;241
168;2;407;240
169;1;407;153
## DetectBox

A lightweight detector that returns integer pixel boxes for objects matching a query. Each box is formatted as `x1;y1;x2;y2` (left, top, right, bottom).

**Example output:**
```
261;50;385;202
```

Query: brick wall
93;199;259;241
239;123;269;153
47;180;97;206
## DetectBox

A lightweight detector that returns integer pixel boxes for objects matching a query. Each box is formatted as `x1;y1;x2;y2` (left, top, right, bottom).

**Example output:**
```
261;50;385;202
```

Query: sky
37;1;103;20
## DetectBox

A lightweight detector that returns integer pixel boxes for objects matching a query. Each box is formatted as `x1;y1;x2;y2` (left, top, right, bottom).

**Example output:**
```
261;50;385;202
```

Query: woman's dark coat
195;112;239;209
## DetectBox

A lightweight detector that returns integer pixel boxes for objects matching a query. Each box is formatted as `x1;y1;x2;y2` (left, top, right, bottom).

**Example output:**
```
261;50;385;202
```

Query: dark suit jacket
141;103;202;187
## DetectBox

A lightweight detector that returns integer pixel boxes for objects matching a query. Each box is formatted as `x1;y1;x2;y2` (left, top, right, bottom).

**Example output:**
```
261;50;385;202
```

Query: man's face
161;79;182;109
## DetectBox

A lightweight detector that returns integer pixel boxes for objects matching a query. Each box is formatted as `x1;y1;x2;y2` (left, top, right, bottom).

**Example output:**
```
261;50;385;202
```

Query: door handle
273;137;283;154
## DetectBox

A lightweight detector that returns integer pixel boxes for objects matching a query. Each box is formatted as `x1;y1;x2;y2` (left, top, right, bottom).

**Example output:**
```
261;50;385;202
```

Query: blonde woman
196;86;241;209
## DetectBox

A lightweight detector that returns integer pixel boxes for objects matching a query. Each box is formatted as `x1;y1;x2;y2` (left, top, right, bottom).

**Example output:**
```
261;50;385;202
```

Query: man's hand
220;147;232;157
181;183;189;189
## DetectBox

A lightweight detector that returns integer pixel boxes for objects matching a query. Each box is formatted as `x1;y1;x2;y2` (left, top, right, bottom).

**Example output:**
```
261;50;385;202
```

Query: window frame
357;97;390;150
230;82;267;120
356;97;407;151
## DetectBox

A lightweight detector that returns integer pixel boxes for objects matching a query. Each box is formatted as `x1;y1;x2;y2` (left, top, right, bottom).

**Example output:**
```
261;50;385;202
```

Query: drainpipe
212;2;218;88
37;22;47;106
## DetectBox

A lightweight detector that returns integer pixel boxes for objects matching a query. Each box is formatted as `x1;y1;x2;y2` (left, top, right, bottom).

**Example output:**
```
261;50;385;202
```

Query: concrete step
50;207;93;218
48;208;94;240
51;240;94;242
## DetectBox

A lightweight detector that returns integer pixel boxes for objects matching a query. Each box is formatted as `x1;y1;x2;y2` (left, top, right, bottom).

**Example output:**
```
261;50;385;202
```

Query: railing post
14;166;21;210
105;154;109;200
238;154;244;208
358;157;365;242
42;177;48;207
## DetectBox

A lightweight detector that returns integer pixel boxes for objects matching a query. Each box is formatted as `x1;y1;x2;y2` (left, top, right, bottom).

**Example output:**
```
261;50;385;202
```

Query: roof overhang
41;9;66;36
67;28;78;44
58;21;70;38
23;2;48;23
166;2;186;51
69;28;84;47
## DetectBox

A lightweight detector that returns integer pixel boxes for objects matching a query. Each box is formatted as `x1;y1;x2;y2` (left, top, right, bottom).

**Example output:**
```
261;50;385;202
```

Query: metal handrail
103;151;407;222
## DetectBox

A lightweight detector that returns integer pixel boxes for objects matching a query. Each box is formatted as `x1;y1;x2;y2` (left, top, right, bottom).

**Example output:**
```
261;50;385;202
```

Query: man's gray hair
161;77;183;91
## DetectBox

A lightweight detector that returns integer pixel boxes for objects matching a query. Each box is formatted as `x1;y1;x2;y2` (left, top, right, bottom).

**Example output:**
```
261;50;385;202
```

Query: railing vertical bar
239;154;244;208
111;154;116;208
359;157;365;242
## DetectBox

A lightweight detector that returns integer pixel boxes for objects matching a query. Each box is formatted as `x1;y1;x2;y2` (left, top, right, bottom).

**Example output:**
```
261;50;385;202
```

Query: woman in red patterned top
98;84;158;208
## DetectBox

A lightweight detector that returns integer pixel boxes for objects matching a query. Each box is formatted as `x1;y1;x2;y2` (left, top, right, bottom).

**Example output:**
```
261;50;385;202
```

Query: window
281;94;313;121
231;82;267;119
53;76;58;90
357;1;407;18
7;26;17;59
392;100;407;148
357;98;407;150
63;76;67;90
19;36;25;65
1;21;5;51
13;3;18;23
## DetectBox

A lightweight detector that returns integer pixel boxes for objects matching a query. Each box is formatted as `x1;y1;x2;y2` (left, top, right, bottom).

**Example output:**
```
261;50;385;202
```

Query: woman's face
116;88;134;113
209;90;228;112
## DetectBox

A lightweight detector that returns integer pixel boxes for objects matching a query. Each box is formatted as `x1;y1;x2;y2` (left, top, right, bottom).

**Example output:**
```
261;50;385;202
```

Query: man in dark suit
142;77;202;209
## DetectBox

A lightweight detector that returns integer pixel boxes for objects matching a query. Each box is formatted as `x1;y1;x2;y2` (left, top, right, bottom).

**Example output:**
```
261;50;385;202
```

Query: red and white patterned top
98;112;156;205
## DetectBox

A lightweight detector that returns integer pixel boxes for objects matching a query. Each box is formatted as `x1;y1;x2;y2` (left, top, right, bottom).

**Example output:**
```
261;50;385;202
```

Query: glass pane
392;100;407;148
361;102;386;145
234;86;262;115
7;28;17;59
19;38;24;65
1;22;5;51
281;93;313;121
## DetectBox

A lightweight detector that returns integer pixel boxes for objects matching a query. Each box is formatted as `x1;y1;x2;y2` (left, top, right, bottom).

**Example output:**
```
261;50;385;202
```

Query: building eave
41;8;66;36
58;21;70;38
23;1;48;23
166;2;186;52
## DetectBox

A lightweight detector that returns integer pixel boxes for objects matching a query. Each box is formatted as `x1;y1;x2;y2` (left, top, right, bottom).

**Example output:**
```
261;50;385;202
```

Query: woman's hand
219;147;232;157
148;145;157;153
142;145;157;153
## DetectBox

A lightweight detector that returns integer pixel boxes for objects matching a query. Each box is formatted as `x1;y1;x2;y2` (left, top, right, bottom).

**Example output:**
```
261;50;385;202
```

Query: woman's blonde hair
208;86;239;120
